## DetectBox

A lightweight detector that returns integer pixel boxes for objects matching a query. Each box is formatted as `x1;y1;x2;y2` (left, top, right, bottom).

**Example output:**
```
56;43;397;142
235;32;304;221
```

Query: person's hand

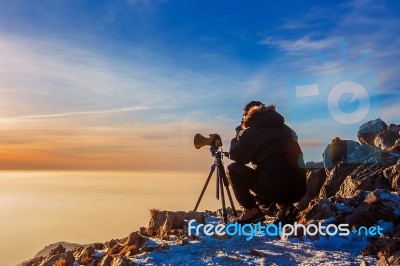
235;124;242;138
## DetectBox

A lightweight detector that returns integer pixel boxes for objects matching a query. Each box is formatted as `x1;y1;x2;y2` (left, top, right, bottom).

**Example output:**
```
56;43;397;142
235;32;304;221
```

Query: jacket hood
243;105;285;128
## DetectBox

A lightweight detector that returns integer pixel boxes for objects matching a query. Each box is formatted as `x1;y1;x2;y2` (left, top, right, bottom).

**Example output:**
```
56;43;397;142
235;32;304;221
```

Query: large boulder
375;129;399;150
319;161;359;199
357;118;388;147
298;199;337;224
297;168;327;211
323;137;360;168
357;118;400;151
347;144;382;164
336;163;391;199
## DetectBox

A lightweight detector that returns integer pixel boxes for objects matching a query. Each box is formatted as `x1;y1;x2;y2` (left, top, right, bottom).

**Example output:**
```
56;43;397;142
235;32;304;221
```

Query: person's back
228;101;307;224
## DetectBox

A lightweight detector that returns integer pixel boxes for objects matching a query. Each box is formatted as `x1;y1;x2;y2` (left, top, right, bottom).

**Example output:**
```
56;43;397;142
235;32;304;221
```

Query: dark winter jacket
229;106;307;203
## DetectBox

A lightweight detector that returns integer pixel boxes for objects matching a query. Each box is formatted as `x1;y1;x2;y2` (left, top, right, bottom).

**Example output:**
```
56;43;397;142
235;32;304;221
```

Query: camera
193;133;222;149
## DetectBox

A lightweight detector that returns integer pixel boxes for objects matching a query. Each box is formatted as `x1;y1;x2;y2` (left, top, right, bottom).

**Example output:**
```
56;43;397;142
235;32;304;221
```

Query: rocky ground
20;118;400;266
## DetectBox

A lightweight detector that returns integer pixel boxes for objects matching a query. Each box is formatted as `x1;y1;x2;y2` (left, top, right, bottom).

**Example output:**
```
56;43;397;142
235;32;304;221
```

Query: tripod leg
225;186;238;217
217;167;228;223
193;164;216;211
216;168;220;200
219;164;238;217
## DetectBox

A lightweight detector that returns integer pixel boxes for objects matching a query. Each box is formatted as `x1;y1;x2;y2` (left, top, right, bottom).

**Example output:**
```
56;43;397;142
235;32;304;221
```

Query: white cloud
260;35;338;54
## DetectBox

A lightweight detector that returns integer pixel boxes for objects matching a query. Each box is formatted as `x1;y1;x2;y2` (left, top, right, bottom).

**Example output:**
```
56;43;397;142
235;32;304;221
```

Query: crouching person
228;101;307;224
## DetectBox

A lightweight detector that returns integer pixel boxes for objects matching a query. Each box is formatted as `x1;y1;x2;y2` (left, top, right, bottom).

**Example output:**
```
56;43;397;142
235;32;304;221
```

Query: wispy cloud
260;35;338;54
0;34;242;121
15;105;175;119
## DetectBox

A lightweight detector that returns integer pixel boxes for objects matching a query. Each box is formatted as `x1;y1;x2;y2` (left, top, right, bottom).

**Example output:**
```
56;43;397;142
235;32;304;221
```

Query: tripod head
209;145;229;158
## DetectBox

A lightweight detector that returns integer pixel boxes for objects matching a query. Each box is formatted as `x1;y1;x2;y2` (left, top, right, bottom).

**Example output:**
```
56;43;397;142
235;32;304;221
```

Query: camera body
194;133;222;149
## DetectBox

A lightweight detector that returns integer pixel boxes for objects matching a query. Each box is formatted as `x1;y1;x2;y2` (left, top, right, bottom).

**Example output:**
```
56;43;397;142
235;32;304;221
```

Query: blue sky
0;0;399;169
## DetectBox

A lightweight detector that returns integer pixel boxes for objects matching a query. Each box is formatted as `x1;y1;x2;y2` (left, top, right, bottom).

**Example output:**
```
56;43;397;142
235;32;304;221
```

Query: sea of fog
0;171;225;266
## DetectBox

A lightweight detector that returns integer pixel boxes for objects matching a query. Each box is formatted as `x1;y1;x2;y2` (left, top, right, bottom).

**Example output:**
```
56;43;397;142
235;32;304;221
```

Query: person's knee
227;162;246;182
227;162;241;176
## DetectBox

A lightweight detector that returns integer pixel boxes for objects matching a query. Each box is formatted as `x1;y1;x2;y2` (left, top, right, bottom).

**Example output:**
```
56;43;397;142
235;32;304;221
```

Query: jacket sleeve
229;128;259;164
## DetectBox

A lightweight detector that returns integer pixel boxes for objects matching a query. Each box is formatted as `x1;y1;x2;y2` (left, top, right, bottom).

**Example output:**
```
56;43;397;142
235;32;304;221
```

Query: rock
99;255;113;266
363;237;400;266
22;257;43;266
375;129;399;150
212;233;232;240
344;189;400;228
336;163;390;199
125;232;144;250
357;118;388;147
147;209;205;237
48;244;66;256
297;168;327;211
359;258;369;266
74;246;95;265
298;199;337;224
107;243;123;256
111;257;135;266
139;241;168;253
319;162;359;199
386;139;400;153
178;238;189;246
387;252;400;266
64;251;74;266
376;256;390;266
249;249;264;257
36;251;74;266
383;160;400;193
348;145;381;164
389;124;400;132
108;232;146;256
305;161;324;169
334;190;369;208
99;255;136;266
93;242;104;250
33;242;80;259
323;138;360;168
106;239;118;249
38;255;64;266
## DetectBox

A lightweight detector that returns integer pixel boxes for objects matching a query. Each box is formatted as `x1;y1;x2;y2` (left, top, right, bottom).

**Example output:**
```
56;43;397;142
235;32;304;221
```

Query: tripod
193;146;237;223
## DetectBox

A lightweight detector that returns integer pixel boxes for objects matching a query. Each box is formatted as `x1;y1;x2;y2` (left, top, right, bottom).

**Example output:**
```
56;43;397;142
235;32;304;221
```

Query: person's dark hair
243;101;265;115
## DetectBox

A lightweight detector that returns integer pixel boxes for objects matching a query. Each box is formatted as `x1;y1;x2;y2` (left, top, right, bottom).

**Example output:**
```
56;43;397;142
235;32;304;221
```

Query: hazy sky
0;0;399;170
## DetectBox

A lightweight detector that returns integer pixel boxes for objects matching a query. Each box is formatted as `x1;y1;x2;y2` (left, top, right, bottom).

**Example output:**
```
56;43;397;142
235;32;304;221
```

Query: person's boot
254;196;276;217
273;204;298;225
234;206;265;224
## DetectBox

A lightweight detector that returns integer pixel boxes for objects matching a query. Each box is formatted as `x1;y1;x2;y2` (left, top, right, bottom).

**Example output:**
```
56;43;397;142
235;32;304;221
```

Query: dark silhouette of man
227;101;307;224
